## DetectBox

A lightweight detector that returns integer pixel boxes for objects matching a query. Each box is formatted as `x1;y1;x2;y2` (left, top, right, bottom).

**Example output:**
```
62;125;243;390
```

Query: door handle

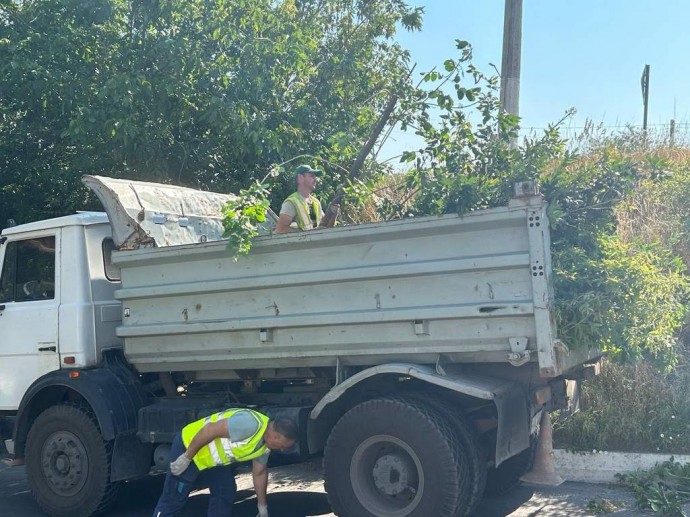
38;346;57;352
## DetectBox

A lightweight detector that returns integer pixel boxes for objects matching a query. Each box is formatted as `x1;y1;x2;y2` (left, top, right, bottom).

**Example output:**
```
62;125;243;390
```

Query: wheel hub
372;454;411;496
350;434;424;516
54;453;70;474
41;431;88;496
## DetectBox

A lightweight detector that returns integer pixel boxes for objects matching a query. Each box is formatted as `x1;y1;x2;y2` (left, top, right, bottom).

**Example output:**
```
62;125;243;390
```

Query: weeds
553;358;690;454
617;459;690;516
586;497;623;514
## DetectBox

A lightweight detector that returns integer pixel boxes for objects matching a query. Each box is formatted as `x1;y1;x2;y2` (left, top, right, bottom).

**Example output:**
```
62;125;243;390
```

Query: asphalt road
0;455;652;517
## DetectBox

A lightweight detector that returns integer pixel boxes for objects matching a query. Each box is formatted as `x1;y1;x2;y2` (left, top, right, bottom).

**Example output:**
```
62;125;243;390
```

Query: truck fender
308;363;530;466
13;351;149;464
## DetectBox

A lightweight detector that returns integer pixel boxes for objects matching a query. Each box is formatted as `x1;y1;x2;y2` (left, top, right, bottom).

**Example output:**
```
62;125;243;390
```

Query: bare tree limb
320;93;399;227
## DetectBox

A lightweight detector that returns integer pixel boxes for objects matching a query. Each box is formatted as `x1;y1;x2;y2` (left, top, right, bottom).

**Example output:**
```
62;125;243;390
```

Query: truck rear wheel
25;404;118;516
323;397;466;517
402;392;487;517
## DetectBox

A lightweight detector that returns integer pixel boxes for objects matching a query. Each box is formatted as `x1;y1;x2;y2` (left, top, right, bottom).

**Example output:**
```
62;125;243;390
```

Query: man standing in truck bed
275;164;338;233
153;408;298;517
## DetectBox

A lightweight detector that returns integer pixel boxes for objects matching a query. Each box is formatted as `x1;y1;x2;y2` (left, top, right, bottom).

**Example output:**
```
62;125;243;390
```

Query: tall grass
558;120;690;155
554;357;690;453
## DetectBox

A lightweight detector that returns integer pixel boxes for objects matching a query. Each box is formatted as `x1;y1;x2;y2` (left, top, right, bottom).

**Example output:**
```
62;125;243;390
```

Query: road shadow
475;485;536;516
109;475;166;515
110;475;332;517
243;458;324;485
234;490;332;516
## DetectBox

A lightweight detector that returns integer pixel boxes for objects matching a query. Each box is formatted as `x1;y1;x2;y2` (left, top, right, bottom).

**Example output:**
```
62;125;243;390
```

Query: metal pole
500;0;523;118
641;64;650;131
670;119;675;147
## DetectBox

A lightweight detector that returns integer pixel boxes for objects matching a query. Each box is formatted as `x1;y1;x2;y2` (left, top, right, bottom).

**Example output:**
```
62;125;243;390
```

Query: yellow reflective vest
181;409;269;471
286;192;322;230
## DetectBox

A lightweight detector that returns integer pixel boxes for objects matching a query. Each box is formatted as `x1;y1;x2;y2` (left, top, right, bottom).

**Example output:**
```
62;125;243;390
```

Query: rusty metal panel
82;175;276;249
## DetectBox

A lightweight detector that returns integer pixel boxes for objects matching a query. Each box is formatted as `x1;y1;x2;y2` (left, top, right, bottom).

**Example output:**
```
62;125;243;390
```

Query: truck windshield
0;236;56;302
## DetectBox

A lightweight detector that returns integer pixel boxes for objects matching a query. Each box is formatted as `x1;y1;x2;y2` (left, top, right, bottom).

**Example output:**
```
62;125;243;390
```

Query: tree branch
320;93;399;227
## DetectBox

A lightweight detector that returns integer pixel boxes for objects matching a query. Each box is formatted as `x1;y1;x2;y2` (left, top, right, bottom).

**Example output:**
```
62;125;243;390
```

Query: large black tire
483;435;537;497
25;404;119;517
323;397;467;517
403;393;488;517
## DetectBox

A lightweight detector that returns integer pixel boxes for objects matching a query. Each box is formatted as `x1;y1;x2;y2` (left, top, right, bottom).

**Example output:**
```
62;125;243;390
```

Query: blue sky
382;0;689;158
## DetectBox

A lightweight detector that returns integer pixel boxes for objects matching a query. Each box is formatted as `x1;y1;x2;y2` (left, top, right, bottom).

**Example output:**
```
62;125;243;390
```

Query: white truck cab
0;213;121;410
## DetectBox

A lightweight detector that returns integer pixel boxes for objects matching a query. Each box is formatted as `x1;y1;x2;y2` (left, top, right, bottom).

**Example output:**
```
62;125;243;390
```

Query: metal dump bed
104;186;598;379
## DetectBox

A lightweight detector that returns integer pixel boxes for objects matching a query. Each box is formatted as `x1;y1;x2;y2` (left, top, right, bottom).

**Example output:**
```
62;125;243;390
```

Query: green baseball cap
294;164;323;178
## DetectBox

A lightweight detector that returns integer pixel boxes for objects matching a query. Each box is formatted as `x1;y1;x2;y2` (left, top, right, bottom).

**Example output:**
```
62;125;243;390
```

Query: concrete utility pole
500;0;523;117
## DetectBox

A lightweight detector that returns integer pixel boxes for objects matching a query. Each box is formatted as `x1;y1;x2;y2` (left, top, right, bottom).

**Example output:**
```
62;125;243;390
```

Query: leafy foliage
375;39;571;220
617;459;690;516
0;0;421;226
541;146;690;369
553;236;688;368
381;40;520;219
221;181;270;259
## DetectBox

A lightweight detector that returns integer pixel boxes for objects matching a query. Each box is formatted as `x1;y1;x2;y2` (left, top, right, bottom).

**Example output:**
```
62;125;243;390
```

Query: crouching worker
153;408;298;517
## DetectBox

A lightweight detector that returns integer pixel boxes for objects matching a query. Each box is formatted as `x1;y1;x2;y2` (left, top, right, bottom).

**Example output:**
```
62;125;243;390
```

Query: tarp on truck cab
82;175;277;249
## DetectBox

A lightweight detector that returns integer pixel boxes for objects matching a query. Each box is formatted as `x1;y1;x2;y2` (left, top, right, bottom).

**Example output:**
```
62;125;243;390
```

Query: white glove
170;454;192;476
256;503;269;517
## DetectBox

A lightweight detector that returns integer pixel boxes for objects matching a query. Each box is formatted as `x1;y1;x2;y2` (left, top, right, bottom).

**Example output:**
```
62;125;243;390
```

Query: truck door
0;233;60;410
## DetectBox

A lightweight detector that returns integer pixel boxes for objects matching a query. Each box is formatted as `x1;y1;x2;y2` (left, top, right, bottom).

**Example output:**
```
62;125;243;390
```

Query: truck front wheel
324;397;465;517
25;404;118;516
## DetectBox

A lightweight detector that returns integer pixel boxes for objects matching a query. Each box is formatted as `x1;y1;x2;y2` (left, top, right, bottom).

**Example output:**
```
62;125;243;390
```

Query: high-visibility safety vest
286;192;322;230
181;409;270;471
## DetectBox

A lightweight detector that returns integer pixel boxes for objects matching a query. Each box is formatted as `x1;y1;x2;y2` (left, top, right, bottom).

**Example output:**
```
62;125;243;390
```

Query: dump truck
0;176;601;517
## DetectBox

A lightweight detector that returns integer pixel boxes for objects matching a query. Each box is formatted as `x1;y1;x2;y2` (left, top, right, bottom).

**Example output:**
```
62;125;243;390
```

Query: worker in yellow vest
275;164;338;233
152;408;297;517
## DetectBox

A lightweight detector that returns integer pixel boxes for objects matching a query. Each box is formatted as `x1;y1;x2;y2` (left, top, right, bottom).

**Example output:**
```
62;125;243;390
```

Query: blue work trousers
152;432;237;517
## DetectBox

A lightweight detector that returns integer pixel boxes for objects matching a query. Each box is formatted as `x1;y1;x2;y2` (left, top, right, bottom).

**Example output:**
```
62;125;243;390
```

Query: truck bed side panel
113;198;595;378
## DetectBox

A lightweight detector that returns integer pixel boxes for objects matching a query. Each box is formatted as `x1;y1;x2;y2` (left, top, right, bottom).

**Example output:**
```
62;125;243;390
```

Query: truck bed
110;193;598;379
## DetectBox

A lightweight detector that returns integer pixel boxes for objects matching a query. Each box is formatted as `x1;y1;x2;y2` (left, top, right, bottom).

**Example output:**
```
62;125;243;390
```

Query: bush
546;137;690;453
537;142;690;370
553;236;689;369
